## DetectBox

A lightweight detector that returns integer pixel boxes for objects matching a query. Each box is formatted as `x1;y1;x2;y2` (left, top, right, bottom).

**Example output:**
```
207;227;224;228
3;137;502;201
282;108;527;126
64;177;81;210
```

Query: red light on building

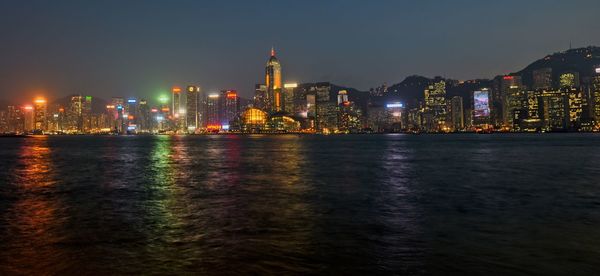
23;105;33;111
207;124;221;130
161;107;170;112
172;86;182;93
343;101;350;106
151;108;158;113
128;115;134;120
59;108;65;112
503;76;514;80
226;91;237;99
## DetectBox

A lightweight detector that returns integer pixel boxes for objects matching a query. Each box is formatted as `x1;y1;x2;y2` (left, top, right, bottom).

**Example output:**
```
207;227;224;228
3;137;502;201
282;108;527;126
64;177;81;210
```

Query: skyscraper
314;82;337;132
220;90;240;129
424;80;447;130
111;97;125;133
126;98;138;132
533;68;553;90
172;86;184;131
450;96;464;131
81;96;93;132
186;85;200;132
68;95;83;132
254;84;267;110
501;75;523;125
33;98;47;132
473;89;491;127
592;67;600;121
138;99;150;132
206;93;220;130
265;47;282;113
23;105;34;132
283;83;298;115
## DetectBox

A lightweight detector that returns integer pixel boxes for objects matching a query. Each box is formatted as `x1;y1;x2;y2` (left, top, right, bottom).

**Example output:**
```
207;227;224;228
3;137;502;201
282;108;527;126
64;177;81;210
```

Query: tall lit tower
33;97;47;131
186;85;200;132
206;93;220;130
172;86;184;131
23;105;34;132
265;47;282;113
220;90;240;129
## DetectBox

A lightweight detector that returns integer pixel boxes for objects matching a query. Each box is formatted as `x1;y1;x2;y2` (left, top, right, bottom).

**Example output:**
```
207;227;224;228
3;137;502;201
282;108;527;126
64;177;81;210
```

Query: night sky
1;0;600;103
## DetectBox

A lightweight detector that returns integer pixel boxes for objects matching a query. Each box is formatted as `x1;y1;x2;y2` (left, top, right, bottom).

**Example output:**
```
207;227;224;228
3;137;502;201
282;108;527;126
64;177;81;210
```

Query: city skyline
2;44;600;135
2;0;600;103
2;2;600;274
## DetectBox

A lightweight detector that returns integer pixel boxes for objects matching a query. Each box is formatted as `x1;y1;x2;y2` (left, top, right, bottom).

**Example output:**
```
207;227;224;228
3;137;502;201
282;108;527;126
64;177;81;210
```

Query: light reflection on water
0;134;599;274
0;137;67;274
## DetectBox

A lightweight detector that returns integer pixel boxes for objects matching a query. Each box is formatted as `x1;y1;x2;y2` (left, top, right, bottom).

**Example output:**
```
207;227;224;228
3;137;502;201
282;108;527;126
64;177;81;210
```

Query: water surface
0;134;599;274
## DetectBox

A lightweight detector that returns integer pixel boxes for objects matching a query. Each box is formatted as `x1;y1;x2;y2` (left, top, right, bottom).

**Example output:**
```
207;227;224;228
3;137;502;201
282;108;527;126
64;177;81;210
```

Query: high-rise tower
186;85;200;132
172;86;184;131
265;47;282;113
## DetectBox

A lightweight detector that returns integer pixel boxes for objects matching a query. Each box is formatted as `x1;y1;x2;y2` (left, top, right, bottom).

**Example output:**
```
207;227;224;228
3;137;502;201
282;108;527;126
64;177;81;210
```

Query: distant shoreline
2;132;598;137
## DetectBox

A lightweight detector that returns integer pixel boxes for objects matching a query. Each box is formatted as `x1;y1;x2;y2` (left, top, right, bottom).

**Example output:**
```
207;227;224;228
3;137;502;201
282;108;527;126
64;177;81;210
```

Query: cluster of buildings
2;48;600;134
0;48;366;134
396;67;600;133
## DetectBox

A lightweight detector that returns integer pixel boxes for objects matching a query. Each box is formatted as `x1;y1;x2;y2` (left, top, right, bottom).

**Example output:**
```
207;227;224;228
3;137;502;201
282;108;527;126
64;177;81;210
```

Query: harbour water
0;134;599;274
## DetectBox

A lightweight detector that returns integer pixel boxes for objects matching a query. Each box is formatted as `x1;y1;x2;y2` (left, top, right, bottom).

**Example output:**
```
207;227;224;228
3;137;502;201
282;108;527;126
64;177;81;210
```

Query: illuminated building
567;88;583;129
520;90;542;131
138;99;151;132
503;88;527;131
501;75;523;125
254;84;267;110
289;84;311;127
0;111;7;133
111;97;125;133
125;98;138;132
269;115;300;132
206;93;220;130
265;47;282;112
7;106;24;133
156;94;170;131
186;85;200;132
510;88;584;132
45;104;60;132
33;98;47;132
592;68;600;122
473;89;491;127
424;80;447;131
240;107;267;132
306;93;316;129
538;89;567;131
67;95;83;132
82;96;92;132
533;68;553;90
335;101;361;132
314;82;337;132
559;72;580;88
220;90;240;129
22;105;35;132
337;90;349;105
449;96;464;131
405;107;422;131
172;86;184;131
283;83;298;114
384;102;404;132
367;102;387;133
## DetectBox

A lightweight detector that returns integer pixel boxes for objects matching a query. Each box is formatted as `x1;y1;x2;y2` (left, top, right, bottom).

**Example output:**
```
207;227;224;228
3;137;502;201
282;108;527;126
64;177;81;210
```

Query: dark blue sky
1;0;599;103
